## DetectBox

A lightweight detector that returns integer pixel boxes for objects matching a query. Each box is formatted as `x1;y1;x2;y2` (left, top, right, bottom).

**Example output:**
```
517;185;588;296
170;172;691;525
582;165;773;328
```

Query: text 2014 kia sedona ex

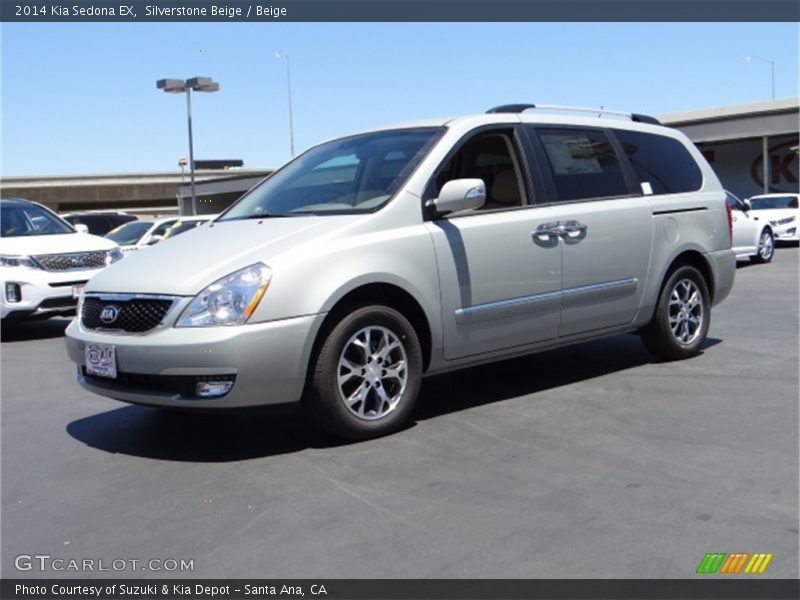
65;104;736;440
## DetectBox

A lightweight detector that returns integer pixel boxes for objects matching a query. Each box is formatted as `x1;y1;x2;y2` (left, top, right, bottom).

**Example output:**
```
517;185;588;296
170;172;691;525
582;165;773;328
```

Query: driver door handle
533;221;589;239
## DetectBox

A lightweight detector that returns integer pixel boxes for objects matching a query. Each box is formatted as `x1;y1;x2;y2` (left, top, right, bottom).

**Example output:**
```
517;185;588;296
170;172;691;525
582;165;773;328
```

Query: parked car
63;211;137;236
1;198;122;320
65;104;735;440
726;191;775;263
161;215;217;241
745;193;799;242
105;216;182;252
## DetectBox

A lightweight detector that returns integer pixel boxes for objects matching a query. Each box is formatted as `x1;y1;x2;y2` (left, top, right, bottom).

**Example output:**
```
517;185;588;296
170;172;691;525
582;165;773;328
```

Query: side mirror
742;199;751;212
74;223;89;234
430;179;486;215
146;235;164;246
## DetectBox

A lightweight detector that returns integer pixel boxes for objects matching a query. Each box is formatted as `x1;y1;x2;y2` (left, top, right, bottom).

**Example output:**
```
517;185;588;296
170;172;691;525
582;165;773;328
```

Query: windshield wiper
225;213;275;220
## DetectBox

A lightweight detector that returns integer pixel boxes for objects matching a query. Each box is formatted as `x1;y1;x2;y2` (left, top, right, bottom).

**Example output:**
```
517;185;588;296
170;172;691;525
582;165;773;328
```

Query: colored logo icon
696;552;773;574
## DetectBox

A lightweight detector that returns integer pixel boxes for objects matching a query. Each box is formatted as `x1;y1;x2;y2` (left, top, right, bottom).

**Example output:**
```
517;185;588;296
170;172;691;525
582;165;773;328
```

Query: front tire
641;265;710;361
751;229;774;263
302;305;423;441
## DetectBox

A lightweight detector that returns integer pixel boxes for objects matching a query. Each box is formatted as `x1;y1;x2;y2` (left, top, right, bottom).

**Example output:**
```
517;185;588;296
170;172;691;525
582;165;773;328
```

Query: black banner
1;1;799;23
3;579;800;600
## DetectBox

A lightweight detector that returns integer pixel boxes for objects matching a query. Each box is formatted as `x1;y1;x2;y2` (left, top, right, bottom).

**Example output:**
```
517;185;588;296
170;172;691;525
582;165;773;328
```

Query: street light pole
276;50;295;157
185;86;198;215
157;77;220;215
178;156;188;212
745;56;775;100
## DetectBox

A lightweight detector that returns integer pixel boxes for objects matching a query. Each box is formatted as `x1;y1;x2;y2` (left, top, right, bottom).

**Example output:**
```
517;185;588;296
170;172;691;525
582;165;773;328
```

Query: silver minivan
65;105;736;439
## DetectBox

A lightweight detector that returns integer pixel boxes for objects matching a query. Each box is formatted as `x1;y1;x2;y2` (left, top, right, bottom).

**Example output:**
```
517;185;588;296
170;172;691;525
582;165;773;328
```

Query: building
660;97;799;199
0;169;273;215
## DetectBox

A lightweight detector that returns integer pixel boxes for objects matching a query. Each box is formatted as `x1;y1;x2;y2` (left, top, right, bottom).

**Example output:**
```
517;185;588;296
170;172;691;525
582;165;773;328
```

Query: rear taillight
724;201;733;245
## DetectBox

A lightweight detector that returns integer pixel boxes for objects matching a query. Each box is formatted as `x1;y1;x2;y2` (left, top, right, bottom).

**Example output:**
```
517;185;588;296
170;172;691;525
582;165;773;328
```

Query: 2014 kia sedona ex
65;104;736;440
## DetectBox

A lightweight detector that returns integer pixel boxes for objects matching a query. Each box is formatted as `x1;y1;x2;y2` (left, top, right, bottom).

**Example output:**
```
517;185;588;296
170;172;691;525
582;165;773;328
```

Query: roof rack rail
486;104;537;114
485;103;661;125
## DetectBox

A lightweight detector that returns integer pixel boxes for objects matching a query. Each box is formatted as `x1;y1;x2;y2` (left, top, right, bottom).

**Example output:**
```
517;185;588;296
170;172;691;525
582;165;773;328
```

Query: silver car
65;105;736;440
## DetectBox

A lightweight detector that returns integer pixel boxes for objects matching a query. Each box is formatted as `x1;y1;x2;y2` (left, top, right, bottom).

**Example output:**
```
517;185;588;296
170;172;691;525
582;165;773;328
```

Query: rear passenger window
536;128;629;202
614;129;702;194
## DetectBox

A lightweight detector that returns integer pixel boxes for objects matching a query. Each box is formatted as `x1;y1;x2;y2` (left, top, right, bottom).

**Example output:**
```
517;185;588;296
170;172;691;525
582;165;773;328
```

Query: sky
1;21;798;176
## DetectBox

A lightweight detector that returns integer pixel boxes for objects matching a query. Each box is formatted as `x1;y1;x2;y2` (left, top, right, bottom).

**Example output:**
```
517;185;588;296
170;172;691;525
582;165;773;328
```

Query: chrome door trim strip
455;290;561;324
455;278;638;324
561;277;639;307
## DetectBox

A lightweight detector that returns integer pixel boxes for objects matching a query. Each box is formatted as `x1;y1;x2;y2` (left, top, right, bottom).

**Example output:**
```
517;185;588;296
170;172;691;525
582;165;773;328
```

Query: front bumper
773;225;798;241
1;267;98;319
65;313;326;408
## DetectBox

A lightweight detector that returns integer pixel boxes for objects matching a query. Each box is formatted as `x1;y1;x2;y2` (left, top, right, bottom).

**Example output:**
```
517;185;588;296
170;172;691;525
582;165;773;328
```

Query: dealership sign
702;134;799;198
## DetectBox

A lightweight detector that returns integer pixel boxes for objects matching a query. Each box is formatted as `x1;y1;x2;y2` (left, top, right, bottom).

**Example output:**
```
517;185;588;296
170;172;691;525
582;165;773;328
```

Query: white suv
1;198;123;320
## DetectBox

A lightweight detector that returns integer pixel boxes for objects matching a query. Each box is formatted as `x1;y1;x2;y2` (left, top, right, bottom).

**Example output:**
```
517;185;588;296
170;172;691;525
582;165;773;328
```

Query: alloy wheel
337;326;408;420
758;231;774;261
668;278;704;345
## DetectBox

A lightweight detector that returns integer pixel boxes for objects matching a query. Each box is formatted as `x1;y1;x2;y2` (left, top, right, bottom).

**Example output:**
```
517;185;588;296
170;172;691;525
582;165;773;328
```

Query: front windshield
1;202;75;237
106;221;153;246
749;196;798;210
163;220;203;240
220;127;443;220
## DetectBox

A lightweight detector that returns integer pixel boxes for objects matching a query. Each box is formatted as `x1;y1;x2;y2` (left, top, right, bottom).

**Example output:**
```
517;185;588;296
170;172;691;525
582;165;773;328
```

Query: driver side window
430;131;526;212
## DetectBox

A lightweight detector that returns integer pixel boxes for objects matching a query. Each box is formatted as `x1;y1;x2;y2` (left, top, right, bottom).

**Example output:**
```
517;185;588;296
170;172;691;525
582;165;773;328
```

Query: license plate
85;343;117;379
72;284;85;299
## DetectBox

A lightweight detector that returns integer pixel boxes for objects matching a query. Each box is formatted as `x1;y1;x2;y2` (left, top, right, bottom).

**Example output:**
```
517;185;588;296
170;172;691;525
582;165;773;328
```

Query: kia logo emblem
100;305;120;324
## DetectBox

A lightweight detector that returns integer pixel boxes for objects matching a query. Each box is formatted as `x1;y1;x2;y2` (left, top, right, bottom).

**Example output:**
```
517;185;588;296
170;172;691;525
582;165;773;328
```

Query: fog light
5;283;21;303
195;380;234;398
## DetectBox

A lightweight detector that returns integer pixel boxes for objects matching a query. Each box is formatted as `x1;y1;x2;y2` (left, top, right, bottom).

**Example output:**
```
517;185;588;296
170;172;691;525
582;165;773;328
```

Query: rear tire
750;229;774;263
302;305;422;441
641;265;710;361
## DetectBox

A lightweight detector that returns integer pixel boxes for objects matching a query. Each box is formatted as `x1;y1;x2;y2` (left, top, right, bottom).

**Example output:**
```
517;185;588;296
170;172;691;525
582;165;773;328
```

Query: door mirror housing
431;179;486;215
73;223;89;234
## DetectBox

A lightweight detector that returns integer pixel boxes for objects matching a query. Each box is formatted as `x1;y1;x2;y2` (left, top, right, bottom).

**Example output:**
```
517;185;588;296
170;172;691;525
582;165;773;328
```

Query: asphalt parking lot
1;248;798;580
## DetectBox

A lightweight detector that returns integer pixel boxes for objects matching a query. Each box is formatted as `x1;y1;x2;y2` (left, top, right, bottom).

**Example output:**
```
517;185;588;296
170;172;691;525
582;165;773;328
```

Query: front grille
39;297;78;310
34;251;109;272
81;296;175;333
49;280;88;288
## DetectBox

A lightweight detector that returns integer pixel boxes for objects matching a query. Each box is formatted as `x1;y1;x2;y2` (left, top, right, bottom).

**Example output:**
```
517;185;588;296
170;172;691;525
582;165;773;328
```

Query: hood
86;215;358;296
0;232;117;256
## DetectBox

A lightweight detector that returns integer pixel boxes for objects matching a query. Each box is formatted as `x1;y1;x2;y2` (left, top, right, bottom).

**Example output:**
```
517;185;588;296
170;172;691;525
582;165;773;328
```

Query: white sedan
726;191;775;263
746;193;799;242
105;215;214;252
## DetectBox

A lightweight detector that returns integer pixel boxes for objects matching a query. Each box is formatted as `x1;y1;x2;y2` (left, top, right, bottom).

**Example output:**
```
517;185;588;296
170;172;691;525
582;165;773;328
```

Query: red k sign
751;140;799;193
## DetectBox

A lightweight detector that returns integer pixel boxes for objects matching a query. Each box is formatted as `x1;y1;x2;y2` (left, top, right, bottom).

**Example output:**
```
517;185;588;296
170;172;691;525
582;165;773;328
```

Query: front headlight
176;263;272;327
106;247;124;264
776;216;796;226
0;255;40;269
